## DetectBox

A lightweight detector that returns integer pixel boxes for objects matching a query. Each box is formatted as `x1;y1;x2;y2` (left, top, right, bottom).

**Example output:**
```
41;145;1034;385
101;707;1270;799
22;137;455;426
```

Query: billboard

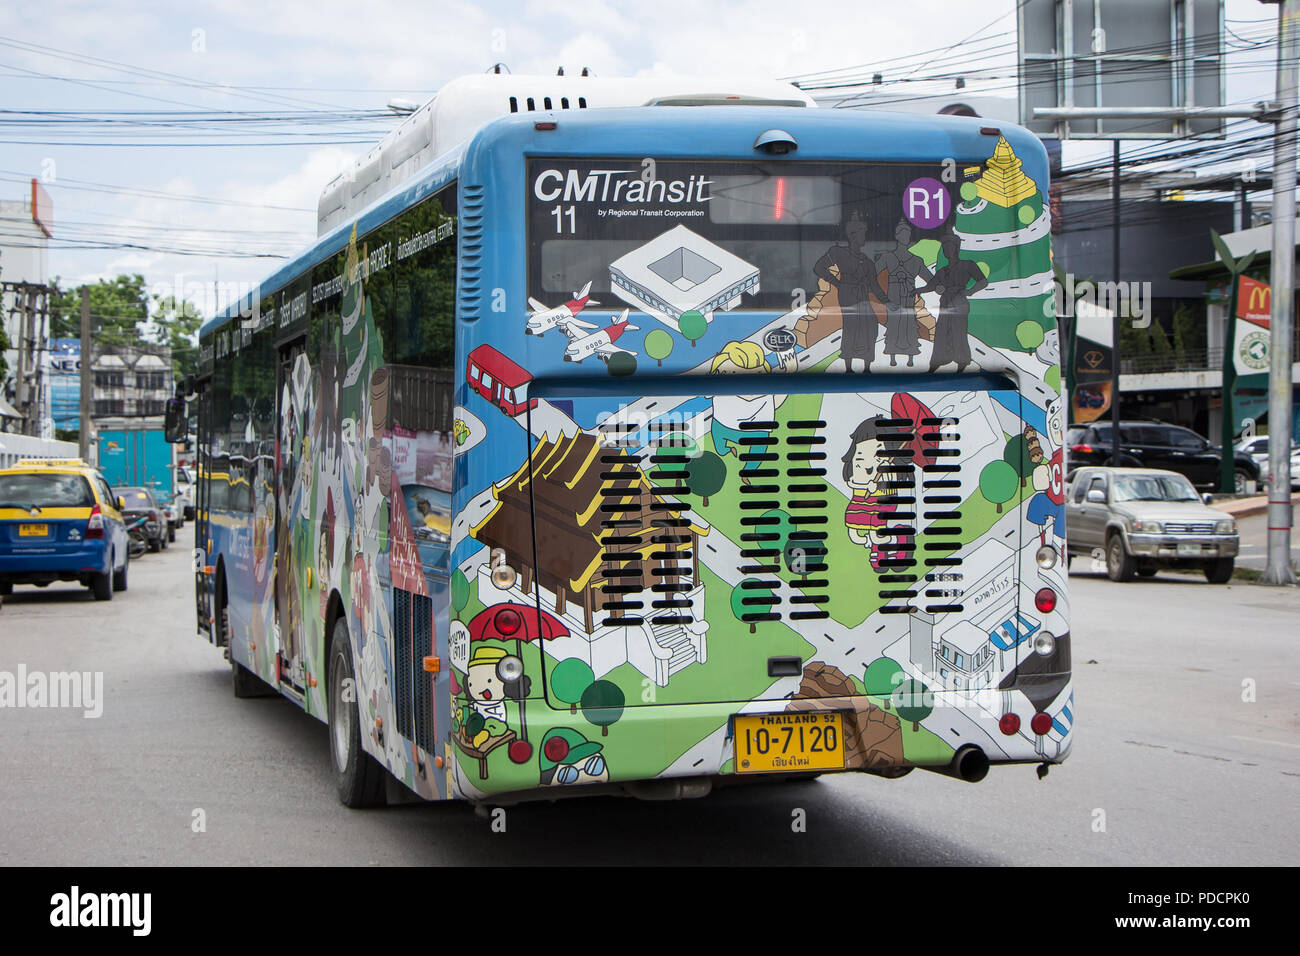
1019;0;1225;140
48;338;80;432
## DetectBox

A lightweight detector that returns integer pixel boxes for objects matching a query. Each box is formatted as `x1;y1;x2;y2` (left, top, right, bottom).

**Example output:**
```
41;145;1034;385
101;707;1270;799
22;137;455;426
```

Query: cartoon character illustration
708;340;795;482
1026;399;1066;562
812;213;885;372
878;218;935;367
921;232;988;372
538;728;609;787
841;415;911;572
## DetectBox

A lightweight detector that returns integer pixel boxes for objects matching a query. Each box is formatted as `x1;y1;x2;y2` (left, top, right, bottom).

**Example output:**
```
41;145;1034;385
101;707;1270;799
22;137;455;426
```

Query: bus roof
201;105;1046;341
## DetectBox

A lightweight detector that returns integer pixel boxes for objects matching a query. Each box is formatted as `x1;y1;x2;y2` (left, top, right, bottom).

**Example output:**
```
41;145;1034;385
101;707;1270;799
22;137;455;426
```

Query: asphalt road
1;542;1297;866
1235;509;1300;573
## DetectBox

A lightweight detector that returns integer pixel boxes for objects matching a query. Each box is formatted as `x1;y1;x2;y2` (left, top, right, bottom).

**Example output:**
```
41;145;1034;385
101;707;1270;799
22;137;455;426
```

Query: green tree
450;568;470;622
552;658;594;715
678;310;707;347
580;679;624;736
606;351;637;376
51;274;148;344
645;329;674;367
1015;320;1045;351
1002;433;1038;488
978;459;1018;513
151;294;203;381
731;577;773;634
891;678;933;731
864;657;905;701
684;450;726;506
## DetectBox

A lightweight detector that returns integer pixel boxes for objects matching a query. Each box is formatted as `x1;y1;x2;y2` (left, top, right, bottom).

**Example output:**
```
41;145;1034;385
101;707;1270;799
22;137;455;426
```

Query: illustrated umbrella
467;602;571;751
890;392;940;469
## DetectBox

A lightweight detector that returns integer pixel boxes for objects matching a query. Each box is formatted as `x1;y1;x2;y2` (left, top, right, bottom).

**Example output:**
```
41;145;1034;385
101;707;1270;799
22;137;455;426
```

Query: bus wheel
328;617;386;808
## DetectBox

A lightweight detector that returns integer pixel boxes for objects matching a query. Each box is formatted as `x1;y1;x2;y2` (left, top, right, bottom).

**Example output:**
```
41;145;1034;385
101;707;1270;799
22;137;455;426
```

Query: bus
183;74;1071;808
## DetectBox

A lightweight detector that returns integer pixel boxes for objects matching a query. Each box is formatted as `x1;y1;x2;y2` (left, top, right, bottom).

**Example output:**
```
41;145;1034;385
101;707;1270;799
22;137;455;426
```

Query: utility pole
78;286;90;461
14;288;30;435
1262;0;1298;586
1110;140;1122;466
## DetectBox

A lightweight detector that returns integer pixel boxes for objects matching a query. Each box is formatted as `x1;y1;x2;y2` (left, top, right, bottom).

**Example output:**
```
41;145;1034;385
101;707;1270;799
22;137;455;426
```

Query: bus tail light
494;606;522;636
544;735;569;763
1030;713;1053;736
999;712;1021;735
86;505;104;539
1034;587;1057;612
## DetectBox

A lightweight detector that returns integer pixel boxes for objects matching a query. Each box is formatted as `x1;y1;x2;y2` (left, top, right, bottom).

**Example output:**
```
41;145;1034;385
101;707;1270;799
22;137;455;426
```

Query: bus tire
1105;533;1135;582
328;617;386;809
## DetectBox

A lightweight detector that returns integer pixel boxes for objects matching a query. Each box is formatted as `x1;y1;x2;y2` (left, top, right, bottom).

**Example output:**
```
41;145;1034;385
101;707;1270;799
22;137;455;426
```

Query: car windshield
120;489;154;507
0;473;94;509
1112;474;1199;502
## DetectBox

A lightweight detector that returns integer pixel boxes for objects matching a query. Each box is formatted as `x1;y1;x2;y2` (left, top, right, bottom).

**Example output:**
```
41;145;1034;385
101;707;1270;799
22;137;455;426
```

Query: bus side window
482;372;493;390
470;365;480;381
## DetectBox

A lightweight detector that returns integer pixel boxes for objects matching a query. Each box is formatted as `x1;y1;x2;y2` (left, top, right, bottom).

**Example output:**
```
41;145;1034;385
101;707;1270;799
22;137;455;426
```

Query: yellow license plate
19;524;49;537
734;711;845;774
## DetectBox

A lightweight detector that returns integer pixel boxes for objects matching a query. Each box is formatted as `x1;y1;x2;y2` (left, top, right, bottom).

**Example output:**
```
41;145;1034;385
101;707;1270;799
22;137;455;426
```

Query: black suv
1066;421;1261;493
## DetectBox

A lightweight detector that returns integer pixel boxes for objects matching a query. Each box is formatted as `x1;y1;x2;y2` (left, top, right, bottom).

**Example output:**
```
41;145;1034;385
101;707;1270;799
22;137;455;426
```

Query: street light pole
1262;0;1298;586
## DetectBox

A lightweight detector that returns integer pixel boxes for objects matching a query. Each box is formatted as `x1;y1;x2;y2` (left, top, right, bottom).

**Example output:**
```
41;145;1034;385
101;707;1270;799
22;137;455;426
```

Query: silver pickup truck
1065;467;1238;583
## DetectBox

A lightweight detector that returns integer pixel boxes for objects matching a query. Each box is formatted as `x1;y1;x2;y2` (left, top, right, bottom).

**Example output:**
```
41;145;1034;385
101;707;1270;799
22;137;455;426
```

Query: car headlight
1133;519;1163;533
1216;519;1236;534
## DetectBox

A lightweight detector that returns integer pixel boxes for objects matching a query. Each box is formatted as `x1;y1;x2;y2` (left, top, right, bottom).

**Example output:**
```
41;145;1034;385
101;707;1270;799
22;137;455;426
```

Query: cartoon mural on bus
201;126;1069;805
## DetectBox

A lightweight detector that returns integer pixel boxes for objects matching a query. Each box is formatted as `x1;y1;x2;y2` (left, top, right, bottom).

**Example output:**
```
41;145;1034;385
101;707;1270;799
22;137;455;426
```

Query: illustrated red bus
467;344;536;416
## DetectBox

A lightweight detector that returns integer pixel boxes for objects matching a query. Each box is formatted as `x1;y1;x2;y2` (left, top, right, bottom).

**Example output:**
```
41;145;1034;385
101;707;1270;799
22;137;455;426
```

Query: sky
0;0;1284;319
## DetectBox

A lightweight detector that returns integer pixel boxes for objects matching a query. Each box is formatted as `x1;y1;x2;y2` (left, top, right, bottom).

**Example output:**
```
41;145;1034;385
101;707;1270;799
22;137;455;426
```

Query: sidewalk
1213;490;1300;518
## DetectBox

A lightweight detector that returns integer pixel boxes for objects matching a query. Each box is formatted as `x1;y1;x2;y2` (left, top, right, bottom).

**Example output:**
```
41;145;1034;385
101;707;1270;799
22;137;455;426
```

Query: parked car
0;458;130;600
1065;466;1238;583
1067;420;1260;493
116;486;168;553
174;465;196;520
1258;446;1300;491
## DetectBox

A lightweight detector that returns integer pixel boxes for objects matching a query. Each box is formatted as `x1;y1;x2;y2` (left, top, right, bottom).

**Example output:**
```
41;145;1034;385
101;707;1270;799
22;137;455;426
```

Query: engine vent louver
877;416;964;614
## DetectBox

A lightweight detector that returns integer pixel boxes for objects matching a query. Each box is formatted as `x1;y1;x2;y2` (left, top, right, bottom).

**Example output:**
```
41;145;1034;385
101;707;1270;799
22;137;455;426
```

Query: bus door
274;339;307;689
194;379;213;642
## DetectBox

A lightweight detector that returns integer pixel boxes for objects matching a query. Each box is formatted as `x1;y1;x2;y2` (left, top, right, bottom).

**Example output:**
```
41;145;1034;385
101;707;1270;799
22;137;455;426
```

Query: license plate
1177;542;1202;556
733;711;845;774
18;523;48;537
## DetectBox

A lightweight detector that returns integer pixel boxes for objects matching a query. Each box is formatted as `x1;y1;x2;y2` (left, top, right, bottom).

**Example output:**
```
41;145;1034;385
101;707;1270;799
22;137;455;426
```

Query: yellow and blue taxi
0;458;130;600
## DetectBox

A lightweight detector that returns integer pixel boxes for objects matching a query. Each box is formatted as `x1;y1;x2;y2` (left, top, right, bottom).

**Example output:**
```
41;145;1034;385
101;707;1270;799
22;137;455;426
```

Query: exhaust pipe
921;744;989;783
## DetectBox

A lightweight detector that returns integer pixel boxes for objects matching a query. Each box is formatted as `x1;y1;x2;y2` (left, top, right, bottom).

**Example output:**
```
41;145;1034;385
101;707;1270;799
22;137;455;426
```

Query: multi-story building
0;181;53;436
89;344;174;421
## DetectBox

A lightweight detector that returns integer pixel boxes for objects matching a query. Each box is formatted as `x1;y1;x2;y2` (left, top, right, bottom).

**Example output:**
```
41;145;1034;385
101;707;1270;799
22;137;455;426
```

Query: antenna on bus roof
489;62;510;74
557;66;565;76
581;67;590;77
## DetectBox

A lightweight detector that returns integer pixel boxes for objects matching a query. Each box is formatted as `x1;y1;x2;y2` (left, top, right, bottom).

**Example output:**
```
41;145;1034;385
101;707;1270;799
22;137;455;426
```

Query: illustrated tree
684;450;726;506
1002;434;1038;488
891;678;934;731
606;351;637;377
552;658;594;715
580;679;624;736
678;310;707;348
863;656;905;702
731;577;774;634
1015;319;1045;352
761;507;793;559
450;568;470;622
645;329;674;367
979;459;1019;513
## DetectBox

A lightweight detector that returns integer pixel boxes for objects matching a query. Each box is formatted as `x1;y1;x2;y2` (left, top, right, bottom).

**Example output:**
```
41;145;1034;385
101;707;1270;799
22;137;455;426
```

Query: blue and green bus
188;75;1070;807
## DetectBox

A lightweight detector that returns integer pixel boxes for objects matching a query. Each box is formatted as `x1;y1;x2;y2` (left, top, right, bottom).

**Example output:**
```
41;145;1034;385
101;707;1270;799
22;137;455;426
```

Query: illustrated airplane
525;281;597;336
559;309;639;363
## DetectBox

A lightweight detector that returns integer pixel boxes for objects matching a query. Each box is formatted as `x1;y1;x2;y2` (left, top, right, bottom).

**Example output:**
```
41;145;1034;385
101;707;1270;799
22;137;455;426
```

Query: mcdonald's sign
1236;276;1271;326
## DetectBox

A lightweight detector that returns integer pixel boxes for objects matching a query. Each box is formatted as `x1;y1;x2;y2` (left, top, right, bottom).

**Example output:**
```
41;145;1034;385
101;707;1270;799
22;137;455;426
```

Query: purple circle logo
903;177;950;230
